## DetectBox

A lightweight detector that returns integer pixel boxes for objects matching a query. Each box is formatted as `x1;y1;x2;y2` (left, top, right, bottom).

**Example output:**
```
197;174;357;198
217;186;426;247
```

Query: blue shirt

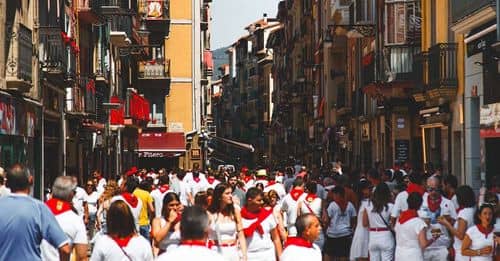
0;193;69;261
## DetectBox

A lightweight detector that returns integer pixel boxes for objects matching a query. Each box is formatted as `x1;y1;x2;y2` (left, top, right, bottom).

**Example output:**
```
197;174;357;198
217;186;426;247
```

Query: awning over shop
137;132;186;157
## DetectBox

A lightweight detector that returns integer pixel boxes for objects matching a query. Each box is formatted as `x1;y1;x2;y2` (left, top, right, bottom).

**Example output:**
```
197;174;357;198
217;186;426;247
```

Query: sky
211;0;280;49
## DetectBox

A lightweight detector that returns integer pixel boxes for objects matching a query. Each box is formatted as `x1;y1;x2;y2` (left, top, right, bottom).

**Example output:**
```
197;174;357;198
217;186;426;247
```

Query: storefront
0;92;42;198
137;132;186;170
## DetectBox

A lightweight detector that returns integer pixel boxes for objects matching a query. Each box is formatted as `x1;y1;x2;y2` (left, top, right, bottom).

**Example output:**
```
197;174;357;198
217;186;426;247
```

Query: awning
137;132;186;156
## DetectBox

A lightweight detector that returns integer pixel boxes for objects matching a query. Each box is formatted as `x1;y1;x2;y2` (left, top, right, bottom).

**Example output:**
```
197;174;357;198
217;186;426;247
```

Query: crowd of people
0;161;499;261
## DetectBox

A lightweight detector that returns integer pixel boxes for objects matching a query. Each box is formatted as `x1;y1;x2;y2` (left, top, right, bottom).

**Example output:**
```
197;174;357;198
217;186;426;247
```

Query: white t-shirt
465;225;495;261
206;179;221;189
150;188;172;218
391;191;408;218
178;180;191;206
394;217;427;260
111;195;143;231
72;186;88;217
280;244;322;261
185;176;209;197
242;212;277;253
87;191;100;217
421;193;457;220
96;178;107;194
90;235;153;261
326;201;356;238
298;196;322;218
41;210;88;260
281;193;304;236
453;207;475;250
365;203;393;229
156;245;224;261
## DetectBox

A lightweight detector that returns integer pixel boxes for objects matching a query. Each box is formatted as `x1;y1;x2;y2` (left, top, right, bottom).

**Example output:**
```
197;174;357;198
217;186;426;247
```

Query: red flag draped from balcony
128;91;150;123
109;96;124;125
203;50;213;70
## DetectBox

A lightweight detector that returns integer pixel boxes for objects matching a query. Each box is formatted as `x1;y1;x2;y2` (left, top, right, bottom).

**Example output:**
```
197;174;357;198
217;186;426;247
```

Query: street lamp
102;102;123;179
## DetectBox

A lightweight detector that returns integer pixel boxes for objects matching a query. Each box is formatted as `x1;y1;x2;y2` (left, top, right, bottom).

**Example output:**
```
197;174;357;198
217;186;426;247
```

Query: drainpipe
497;0;500;42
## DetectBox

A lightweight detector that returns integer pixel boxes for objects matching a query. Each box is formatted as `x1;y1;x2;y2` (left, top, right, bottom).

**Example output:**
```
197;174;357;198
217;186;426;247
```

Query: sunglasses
426;187;439;192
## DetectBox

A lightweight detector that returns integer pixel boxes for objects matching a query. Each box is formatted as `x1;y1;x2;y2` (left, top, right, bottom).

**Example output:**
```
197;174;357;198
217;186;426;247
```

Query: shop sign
395;139;410;162
480;102;500;138
138;151;170;158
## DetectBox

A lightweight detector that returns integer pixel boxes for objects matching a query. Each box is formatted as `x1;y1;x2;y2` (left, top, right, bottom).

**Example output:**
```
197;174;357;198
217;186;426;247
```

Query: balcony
39;26;68;81
385;45;420;82
77;0;100;24
6;24;32;92
140;0;170;35
201;6;209;31
108;14;133;47
65;85;85;114
125;90;150;127
427;43;458;99
96;0;132;16
137;47;171;94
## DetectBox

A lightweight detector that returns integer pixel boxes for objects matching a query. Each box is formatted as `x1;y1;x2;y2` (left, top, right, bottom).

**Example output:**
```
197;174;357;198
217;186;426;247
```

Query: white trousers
423;248;447;261
368;231;394;261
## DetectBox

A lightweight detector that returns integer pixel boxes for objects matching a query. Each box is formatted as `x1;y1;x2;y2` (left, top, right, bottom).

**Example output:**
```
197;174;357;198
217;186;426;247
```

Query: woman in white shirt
350;179;371;261
363;182;394;261
85;180;100;238
151;192;183;254
461;204;495;261
91;200;153;261
437;185;476;261
297;182;324;250
208;182;247;261
394;192;439;261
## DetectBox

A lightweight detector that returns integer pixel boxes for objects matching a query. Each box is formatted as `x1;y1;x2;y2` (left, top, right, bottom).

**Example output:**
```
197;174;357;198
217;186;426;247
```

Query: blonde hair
100;180;120;202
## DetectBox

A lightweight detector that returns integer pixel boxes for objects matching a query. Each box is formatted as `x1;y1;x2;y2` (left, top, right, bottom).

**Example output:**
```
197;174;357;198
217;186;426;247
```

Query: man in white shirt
92;170;107;194
41;176;88;261
281;178;305;236
112;176;143;231
280;213;322;261
151;175;172;217
391;172;425;225
157;206;224;261
264;171;286;202
71;176;89;225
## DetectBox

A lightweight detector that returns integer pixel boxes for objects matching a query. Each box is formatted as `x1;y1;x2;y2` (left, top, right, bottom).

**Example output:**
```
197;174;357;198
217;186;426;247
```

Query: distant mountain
212;46;229;80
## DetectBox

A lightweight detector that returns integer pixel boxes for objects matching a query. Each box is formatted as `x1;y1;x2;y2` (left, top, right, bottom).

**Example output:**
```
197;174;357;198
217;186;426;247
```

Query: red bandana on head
159;184;170;193
284;237;313;249
110;235;133;248
476;224;493;239
241;207;273;237
45;198;73;215
290;188;304;201
121;192;139;208
207;176;216;185
406;183;425;196
398;209;418;224
427;195;442;212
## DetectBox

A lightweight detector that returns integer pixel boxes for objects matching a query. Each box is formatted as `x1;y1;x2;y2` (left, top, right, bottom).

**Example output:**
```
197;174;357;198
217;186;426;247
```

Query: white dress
349;199;370;260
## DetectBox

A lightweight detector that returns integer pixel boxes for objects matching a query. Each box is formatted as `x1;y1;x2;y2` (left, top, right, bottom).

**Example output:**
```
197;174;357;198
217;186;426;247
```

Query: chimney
263;13;268;24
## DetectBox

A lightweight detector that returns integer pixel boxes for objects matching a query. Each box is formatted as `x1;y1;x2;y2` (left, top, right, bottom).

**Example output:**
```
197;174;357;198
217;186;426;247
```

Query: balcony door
421;124;448;174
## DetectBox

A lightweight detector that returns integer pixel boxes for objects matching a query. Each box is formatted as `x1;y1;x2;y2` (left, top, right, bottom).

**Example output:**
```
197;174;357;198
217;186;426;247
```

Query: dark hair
383;169;393;180
368;168;380;180
245;187;264;205
194;191;209;209
372;183;391;213
0;175;4;185
6;164;30;192
408;172;423;185
407;192;423;210
295;213;316;237
393;170;405;184
331;185;345;197
208;183;235;216
455;185;475;208
161;192;180;217
255;183;264;191
139;179;152;192
473;204;496;227
158;174;169;186
107;200;136;237
125;176;139;193
180;206;209;240
293;177;304;188
268;171;277;181
443;175;458;189
305;182;317;194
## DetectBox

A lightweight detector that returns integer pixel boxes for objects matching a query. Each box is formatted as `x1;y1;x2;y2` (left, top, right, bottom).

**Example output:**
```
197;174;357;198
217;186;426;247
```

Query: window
355;0;374;24
385;1;421;45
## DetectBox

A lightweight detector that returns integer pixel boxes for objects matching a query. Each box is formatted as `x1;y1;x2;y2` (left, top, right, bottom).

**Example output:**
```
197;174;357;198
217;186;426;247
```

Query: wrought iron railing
428;43;457;89
6;24;32;84
385;45;420;81
108;14;133;37
39;26;67;73
412;51;428;90
138;59;170;78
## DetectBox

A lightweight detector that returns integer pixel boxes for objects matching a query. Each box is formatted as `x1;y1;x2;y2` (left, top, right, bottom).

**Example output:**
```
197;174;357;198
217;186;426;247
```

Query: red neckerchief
45;198;73;215
243;176;253;184
398;209;418;224
266;180;277;187
304;193;317;203
193;176;201;183
122;192;139;208
170;215;181;232
110;235;133;247
158;185;170;193
290;188;304;201
333;197;348;213
456;206;464;214
207;176;216;185
241;207;273;237
476;224;493;239
180;240;208;247
407;183;425;196
284;237;313;249
427;195;442;212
